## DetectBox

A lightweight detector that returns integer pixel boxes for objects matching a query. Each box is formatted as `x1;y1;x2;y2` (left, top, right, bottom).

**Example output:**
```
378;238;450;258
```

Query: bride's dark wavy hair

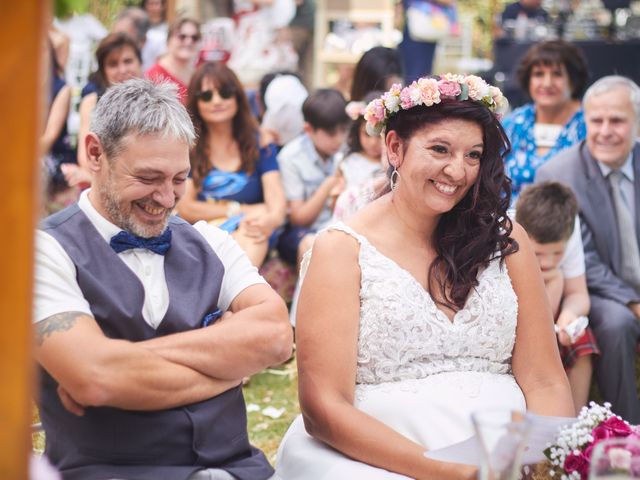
383;99;518;310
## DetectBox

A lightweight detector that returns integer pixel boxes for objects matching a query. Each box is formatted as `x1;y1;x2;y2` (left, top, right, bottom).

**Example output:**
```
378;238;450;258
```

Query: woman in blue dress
502;40;589;200
178;62;286;267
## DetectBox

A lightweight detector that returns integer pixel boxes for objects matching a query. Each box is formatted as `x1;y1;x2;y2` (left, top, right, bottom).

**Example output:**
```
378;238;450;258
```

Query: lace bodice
303;223;519;386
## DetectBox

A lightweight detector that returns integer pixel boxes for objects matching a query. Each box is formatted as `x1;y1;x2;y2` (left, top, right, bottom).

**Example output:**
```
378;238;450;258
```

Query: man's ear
85;133;105;173
385;130;404;169
302;122;313;135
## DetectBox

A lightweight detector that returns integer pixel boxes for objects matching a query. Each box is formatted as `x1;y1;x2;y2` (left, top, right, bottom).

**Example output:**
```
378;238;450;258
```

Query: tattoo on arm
36;311;86;346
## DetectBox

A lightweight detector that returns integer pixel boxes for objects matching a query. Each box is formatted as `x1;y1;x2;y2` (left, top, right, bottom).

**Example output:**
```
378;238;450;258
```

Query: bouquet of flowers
541;402;640;479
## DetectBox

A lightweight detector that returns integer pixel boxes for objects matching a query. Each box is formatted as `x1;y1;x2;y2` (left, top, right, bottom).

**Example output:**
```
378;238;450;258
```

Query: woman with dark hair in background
146;17;201;103
177;62;286;267
275;74;574;479
350;46;404;101
65;32;142;187
502;40;589;199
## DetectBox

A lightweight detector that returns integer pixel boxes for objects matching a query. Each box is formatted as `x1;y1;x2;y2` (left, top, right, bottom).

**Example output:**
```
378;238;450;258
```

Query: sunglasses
177;33;200;43
196;86;236;101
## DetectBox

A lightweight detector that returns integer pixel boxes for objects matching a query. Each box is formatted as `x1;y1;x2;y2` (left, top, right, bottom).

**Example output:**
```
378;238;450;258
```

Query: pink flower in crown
488;85;507;111
438;80;462;99
364;98;387;136
400;82;422;109
345;101;365;120
364;98;385;124
463;75;490;101
417;77;441;106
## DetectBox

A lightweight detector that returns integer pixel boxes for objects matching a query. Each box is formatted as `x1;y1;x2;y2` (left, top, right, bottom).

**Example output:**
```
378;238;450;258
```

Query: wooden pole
0;1;46;478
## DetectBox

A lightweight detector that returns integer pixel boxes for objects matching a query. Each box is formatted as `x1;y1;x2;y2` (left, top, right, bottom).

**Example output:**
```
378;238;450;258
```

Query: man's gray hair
90;78;195;159
583;75;640;121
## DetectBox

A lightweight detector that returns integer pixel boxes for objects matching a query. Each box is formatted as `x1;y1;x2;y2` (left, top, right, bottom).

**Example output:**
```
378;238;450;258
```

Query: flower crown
364;73;508;136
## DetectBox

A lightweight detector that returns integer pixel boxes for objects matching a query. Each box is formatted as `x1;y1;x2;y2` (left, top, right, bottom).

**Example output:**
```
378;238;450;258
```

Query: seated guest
350;46;403;101
502;40;588;200
275;75;574;479
536;75;640;423
516;182;598;414
41;37;75;214
34;78;292;480
66;33;143;188
177;62;287;268
146;17;200;104
340;91;386;189
276;88;350;266
500;0;549;28
112;7;150;53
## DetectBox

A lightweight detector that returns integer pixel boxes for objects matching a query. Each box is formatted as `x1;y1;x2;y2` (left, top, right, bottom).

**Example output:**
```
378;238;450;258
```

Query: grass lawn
243;359;300;464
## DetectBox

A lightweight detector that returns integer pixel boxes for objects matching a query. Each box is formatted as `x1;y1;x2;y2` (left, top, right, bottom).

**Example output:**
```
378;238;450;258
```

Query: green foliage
54;0;90;18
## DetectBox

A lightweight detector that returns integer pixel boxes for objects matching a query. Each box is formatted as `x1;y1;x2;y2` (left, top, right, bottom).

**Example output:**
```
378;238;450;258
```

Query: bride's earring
390;166;400;191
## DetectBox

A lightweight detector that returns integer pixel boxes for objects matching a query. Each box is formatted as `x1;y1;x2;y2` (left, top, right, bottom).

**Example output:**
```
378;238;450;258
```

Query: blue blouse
502;103;586;200
196;144;279;204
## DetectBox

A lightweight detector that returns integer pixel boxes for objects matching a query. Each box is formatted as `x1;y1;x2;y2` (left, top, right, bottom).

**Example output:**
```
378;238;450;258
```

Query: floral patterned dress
502;103;586;201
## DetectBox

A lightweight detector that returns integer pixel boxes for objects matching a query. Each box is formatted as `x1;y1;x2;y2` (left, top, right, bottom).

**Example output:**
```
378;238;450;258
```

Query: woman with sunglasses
146;17;200;103
178;62;287;267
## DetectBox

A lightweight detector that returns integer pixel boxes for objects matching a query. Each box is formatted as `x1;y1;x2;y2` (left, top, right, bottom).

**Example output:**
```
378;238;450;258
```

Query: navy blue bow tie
109;229;172;255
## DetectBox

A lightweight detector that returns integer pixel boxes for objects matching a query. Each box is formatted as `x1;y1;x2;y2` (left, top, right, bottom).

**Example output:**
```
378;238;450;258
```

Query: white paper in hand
424;414;576;466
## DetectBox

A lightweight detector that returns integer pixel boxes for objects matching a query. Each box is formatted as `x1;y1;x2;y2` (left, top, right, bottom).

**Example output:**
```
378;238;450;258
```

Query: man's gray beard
97;180;170;238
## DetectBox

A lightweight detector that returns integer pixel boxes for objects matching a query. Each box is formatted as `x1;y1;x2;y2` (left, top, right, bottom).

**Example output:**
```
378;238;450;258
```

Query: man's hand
629;302;640;319
57;385;85;416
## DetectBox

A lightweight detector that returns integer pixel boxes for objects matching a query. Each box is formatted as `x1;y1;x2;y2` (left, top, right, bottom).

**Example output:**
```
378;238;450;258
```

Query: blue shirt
502;103;586;200
196;144;279;204
277;133;340;230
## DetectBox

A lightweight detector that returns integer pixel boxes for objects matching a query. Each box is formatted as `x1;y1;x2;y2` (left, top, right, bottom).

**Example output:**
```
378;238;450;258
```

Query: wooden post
0;1;46;478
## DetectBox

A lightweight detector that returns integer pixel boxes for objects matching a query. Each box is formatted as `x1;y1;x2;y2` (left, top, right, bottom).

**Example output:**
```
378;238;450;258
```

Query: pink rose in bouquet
543;402;638;480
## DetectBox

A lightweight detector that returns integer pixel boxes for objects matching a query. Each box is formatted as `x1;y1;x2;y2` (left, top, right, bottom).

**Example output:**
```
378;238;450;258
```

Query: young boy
516;181;599;414
276;88;350;266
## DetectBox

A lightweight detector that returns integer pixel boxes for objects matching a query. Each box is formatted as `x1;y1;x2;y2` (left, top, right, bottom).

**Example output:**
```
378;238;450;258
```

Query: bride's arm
296;230;476;480
507;223;575;417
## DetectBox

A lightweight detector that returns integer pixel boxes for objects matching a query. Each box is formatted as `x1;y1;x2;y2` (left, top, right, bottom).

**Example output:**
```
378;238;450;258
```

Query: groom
33;79;292;479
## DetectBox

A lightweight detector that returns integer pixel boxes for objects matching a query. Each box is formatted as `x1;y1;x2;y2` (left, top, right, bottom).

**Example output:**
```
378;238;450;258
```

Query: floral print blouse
502;103;586;201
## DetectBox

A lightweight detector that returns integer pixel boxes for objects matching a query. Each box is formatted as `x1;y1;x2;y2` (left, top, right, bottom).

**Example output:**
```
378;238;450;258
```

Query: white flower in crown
383;83;402;113
463;75;490;101
489;85;509;115
441;72;466;83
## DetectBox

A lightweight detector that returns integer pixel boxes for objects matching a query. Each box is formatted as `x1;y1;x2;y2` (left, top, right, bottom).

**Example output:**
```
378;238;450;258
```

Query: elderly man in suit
536;75;640;423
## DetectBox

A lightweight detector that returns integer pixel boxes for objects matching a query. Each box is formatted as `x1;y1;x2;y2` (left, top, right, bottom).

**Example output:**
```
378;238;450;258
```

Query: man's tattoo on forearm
36;311;85;346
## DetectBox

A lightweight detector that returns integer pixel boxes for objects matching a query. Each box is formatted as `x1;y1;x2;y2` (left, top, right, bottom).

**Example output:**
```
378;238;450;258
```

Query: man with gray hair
34;79;292;479
537;75;640;422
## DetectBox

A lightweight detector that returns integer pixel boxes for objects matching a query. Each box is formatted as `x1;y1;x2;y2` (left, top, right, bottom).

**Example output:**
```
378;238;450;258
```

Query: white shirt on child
339;152;382;189
33;190;265;328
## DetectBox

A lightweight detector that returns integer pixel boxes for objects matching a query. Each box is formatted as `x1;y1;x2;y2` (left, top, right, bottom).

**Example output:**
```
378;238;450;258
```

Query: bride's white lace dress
274;223;526;479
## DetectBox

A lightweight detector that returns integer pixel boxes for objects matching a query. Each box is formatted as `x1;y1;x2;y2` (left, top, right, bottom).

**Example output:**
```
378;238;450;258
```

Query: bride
274;75;575;479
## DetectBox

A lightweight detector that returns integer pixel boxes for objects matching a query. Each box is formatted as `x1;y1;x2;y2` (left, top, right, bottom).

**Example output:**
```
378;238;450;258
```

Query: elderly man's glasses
196;86;236;101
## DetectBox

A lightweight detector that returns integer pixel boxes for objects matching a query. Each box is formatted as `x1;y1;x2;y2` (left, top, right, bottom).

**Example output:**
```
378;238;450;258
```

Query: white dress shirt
33;190;265;328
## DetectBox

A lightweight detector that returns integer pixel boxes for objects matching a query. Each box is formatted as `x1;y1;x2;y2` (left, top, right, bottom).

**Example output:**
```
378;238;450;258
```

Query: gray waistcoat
39;204;273;480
